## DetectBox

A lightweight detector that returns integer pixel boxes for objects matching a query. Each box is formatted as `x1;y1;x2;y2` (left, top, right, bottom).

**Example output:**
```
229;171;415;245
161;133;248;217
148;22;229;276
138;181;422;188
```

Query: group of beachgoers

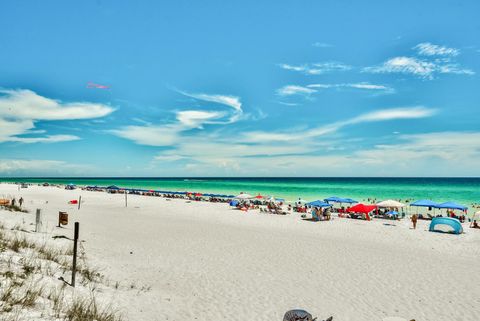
5;183;480;230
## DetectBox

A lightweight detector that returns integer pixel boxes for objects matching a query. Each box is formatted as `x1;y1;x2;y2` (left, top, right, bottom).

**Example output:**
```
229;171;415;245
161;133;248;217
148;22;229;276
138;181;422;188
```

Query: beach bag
283;310;315;321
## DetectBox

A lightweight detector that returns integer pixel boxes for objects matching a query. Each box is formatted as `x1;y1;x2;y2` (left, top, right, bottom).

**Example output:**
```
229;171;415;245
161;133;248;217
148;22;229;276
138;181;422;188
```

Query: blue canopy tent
434;202;468;218
306;200;332;207
106;185;120;190
410;200;438;207
410;199;439;216
434;202;468;211
324;196;343;203
324;196;358;204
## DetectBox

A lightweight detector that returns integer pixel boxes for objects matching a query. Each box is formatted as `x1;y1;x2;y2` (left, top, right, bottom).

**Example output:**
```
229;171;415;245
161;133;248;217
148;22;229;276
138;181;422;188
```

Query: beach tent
306;200;332;207
410;199;438;215
229;200;239;207
346;204;377;214
324;196;358;204
429;217;463;234
410;199;438;207
473;211;480;220
235;193;253;199
434;202;468;211
376;200;405;208
107;185;120;190
324;196;344;203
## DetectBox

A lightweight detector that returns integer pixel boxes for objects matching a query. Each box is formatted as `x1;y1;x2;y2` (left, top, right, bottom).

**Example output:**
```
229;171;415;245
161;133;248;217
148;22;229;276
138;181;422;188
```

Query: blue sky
0;0;479;177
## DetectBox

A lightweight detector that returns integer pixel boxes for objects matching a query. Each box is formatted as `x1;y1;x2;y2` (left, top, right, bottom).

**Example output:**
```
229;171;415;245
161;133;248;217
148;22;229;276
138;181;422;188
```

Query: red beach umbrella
194;193;202;197
255;195;264;199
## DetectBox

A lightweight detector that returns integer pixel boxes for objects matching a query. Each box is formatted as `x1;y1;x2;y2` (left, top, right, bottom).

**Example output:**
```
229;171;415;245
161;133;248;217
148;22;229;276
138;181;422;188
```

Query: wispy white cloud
150;131;480;177
176;110;226;128
0;89;114;120
0;159;92;175
276;85;317;96
7;135;80;144
307;82;394;93
279;61;352;75
414;42;459;56
241;106;436;143
180;92;242;111
112;91;245;146
364;42;474;79
0;89;114;143
363;56;436;78
111;124;182;147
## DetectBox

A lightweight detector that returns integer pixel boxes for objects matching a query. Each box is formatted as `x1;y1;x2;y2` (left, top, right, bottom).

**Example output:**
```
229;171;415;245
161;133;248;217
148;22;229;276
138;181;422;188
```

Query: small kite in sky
86;82;110;89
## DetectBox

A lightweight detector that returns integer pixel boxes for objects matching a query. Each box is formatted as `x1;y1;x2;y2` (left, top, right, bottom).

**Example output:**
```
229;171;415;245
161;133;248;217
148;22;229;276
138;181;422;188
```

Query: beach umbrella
296;198;307;204
235;193;253;199
107;185;119;190
255;194;264;199
194;193;202;197
324;196;344;203
376;200;405;208
343;198;358;204
385;210;399;216
306;200;332;207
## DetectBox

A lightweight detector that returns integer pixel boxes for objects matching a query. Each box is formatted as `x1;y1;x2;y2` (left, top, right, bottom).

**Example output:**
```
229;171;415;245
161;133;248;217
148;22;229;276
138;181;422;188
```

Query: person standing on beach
19;197;24;208
411;213;418;229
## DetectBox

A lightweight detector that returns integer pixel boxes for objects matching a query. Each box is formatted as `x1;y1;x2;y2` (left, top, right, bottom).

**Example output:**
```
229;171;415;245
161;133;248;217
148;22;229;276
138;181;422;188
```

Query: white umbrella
235;193;253;199
376;200;405;208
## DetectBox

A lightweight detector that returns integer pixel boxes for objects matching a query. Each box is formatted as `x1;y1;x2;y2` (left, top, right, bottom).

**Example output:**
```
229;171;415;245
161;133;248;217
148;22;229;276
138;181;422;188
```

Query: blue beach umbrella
306;200;332;207
385;210;399;216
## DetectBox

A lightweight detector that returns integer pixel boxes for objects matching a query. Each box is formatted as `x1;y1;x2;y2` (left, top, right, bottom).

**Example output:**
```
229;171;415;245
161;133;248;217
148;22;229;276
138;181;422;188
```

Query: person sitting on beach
471;220;479;229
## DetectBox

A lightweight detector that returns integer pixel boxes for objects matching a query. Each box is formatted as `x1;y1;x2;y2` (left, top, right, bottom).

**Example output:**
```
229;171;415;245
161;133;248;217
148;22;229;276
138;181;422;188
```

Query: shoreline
2;179;478;210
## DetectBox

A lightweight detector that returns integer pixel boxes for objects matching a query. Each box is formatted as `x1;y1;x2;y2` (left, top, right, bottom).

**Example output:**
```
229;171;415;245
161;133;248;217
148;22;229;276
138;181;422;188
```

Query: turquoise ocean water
1;177;479;207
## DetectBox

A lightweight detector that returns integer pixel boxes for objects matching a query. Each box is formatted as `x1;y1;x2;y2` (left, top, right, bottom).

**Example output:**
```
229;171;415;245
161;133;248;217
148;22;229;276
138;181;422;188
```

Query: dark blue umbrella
306;200;332;207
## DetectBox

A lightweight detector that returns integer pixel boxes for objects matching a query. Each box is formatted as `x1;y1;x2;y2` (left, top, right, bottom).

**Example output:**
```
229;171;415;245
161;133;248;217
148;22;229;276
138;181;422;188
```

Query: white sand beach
1;183;479;321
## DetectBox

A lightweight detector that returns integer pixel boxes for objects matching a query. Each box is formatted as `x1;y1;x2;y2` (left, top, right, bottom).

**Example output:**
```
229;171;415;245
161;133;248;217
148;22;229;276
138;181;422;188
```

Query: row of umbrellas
99;188;470;214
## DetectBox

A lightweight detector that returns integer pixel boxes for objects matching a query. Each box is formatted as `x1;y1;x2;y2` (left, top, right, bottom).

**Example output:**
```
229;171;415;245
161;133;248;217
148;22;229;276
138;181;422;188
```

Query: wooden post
71;222;79;287
125;190;128;207
78;196;81;210
35;209;42;232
